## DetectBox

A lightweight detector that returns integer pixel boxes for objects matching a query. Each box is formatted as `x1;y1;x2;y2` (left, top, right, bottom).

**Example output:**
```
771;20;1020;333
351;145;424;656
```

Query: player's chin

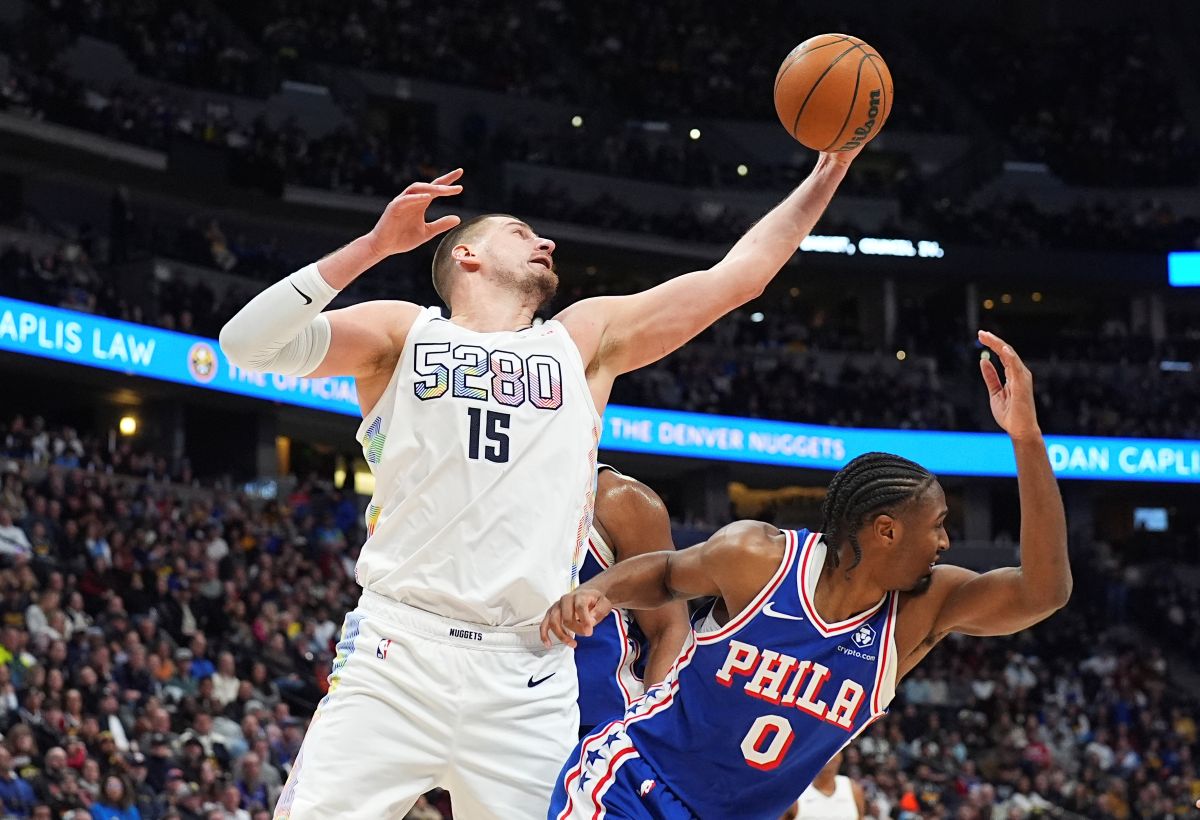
905;573;934;596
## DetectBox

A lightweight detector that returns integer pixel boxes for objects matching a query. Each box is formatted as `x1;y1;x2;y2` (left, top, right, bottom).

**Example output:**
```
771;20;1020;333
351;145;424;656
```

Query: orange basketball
774;34;894;152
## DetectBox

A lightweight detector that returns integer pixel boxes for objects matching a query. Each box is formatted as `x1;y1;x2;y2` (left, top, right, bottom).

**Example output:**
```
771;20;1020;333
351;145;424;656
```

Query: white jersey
796;776;858;819
354;307;600;626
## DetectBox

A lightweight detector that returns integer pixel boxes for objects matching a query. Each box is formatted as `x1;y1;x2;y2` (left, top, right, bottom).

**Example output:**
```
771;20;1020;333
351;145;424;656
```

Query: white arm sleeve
218;263;341;376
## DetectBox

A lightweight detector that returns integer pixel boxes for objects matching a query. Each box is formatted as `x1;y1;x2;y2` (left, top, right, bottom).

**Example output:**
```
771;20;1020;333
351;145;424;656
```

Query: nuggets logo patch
187;342;218;384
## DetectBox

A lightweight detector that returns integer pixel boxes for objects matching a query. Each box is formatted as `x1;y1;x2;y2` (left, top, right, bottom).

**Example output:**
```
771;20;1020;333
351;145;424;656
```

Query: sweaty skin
541;330;1072;688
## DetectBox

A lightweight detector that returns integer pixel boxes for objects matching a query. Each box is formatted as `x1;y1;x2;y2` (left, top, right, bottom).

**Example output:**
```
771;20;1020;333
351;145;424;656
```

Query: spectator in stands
0;744;37;817
0;508;33;560
93;774;141;820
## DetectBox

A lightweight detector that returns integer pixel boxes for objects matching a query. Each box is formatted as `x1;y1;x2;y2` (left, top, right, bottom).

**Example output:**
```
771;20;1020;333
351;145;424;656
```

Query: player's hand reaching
365;168;464;257
818;143;866;167
978;330;1041;442
540;587;615;649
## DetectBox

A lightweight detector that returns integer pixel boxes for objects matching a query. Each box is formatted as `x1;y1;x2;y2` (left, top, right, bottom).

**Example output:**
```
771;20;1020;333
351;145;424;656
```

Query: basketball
774;34;894;152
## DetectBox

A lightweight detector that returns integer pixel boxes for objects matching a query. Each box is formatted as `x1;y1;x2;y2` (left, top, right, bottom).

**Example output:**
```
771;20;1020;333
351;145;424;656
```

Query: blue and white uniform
574;502;648;732
550;529;899;820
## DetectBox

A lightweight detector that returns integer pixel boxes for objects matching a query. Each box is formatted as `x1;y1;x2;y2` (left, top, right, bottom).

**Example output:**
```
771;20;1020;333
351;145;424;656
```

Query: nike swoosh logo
527;673;556;688
762;602;805;621
290;281;313;305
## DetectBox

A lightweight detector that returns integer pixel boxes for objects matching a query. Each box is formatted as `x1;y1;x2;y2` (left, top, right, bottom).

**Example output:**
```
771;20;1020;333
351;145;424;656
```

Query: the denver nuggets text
413;342;564;463
717;639;867;770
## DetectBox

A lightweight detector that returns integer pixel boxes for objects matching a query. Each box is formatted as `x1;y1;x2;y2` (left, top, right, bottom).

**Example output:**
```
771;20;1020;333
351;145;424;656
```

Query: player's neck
812;774;837;796
447;295;537;333
813;556;886;624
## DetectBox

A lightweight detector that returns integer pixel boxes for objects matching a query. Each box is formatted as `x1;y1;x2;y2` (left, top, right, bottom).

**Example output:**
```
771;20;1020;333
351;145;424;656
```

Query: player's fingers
572;594;593;635
541;603;566;646
407;180;462;191
431;167;464;185
425;214;461;236
390;192;431;209
546;606;575;648
557;605;578;648
978;330;1020;371
392;193;434;210
592;598;614;624
979;356;1003;396
562;597;588;634
401;183;462;200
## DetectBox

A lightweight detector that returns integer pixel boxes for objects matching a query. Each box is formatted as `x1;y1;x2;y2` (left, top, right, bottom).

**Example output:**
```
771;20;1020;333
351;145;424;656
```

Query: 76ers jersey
574;521;647;729
558;529;897;819
354;308;600;626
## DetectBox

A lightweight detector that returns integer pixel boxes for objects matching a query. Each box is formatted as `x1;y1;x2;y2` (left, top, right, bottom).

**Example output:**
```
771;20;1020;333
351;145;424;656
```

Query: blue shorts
548;727;695;820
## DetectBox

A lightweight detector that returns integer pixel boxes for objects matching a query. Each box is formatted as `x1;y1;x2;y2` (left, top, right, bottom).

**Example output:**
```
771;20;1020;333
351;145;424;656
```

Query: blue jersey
552;529;898;820
574;526;648;729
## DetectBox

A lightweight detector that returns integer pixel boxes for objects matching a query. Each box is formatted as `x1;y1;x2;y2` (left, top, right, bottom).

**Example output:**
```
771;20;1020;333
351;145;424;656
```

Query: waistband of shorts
356;589;551;651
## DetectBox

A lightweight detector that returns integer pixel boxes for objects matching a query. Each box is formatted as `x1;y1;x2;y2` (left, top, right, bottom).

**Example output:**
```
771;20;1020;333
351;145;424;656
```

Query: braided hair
821;452;937;572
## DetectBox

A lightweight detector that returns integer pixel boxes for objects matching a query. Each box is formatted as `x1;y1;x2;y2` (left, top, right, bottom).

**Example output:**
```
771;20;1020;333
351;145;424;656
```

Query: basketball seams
773;34;853;98
789;43;868;143
822;53;870;151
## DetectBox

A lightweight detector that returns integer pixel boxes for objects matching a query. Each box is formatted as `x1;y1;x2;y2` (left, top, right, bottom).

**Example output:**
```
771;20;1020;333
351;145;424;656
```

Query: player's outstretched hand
818;143;866;167
365;168;464;257
540;587;615;649
977;330;1041;442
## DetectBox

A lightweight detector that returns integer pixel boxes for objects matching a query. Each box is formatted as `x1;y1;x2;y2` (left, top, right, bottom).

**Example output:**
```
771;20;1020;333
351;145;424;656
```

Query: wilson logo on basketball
837;89;882;152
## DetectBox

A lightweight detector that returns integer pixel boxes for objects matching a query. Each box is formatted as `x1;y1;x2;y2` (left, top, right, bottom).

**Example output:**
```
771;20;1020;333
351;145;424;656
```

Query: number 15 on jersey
412;342;565;465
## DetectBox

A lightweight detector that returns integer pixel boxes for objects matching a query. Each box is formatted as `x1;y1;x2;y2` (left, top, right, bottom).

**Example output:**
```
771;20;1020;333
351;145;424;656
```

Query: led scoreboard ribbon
3;296;1197;482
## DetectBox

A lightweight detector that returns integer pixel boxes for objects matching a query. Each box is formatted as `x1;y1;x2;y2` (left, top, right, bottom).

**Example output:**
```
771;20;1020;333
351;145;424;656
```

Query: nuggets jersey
355;308;600;626
796;775;858;819
556;530;898;820
574;521;647;729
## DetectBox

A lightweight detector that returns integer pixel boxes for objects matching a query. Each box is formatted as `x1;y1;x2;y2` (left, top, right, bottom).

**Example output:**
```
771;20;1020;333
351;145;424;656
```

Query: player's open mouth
530;256;552;269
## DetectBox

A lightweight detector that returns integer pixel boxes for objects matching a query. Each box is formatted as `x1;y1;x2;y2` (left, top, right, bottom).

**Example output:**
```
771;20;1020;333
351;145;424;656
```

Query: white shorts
275;591;579;820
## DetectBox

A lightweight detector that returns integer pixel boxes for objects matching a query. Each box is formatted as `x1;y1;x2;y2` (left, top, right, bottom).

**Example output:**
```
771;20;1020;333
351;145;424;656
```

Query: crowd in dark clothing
0;411;371;818
3;2;1199;253
0;414;1198;818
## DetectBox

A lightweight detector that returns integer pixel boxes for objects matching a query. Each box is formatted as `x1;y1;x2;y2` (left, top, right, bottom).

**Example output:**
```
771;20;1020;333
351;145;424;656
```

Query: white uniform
277;308;600;820
795;775;859;819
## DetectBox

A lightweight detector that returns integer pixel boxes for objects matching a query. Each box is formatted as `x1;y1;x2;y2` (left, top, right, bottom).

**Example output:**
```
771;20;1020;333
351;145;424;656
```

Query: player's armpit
678;521;787;615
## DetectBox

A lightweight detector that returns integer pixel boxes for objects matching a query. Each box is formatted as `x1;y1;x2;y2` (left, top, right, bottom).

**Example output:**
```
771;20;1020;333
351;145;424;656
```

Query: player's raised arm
218;170;463;383
925;331;1072;639
540;520;779;648
555;150;859;380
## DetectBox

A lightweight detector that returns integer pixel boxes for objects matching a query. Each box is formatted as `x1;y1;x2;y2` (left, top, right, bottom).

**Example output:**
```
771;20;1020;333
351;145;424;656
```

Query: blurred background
0;0;1198;817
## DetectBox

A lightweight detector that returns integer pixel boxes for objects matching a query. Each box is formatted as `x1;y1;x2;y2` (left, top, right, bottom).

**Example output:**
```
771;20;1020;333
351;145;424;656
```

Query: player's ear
452;243;482;273
872;513;897;547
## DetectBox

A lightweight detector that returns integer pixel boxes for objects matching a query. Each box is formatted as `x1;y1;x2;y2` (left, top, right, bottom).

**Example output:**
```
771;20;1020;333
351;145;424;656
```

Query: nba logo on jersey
376;638;391;660
638;780;656;797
